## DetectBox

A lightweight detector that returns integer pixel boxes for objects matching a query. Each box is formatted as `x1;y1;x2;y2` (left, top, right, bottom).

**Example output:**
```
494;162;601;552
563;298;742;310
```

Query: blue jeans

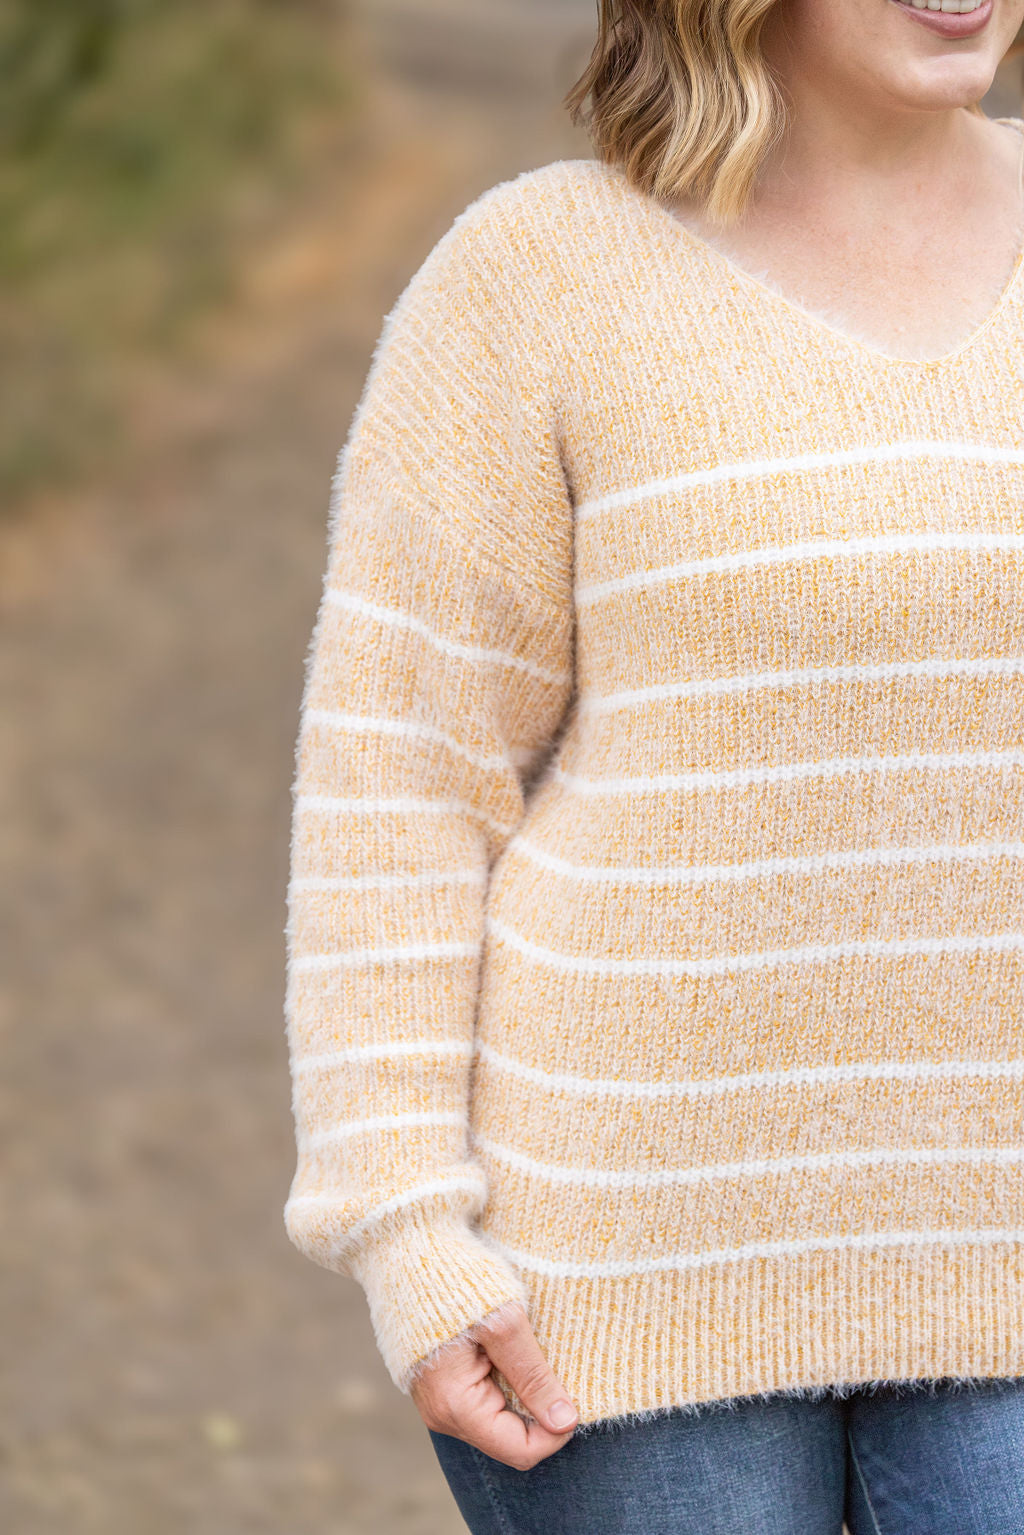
428;1377;1024;1533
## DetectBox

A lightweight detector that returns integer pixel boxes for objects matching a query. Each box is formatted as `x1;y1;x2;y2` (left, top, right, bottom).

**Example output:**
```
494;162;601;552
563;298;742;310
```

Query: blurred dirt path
0;3;594;1528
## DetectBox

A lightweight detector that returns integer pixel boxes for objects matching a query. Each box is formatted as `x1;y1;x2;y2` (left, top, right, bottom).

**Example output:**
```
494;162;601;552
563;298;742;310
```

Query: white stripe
303;715;542;775
474;1041;1024;1100
508;836;1024;887
303;709;510;773
294;793;514;839
576;440;1024;521
577;531;1024;606
550;747;1024;797
579;654;1024;717
302;1110;464;1150
486;915;1024;978
324;587;570;685
470;1133;1024;1191
474;1042;1024;1099
291;870;485;894
489;1225;1024;1280
292;1039;472;1073
292;940;478;975
284;1176;486;1260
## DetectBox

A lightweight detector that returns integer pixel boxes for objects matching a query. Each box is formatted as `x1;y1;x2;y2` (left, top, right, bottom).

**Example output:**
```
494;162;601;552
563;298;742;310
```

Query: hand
410;1300;580;1469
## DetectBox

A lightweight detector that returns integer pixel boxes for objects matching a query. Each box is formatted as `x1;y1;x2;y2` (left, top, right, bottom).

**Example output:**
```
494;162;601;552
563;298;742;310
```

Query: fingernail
548;1399;577;1430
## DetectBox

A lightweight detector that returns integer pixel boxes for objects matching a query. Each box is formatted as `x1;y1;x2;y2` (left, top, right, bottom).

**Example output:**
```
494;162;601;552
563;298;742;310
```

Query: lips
890;0;993;38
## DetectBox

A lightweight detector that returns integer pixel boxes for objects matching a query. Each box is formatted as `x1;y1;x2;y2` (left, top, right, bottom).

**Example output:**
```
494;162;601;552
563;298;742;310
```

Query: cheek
800;0;897;75
1005;6;1024;45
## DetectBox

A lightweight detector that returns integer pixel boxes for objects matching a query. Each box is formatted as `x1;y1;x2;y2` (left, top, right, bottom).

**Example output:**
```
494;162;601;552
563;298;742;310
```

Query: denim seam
469;1443;519;1535
847;1428;886;1535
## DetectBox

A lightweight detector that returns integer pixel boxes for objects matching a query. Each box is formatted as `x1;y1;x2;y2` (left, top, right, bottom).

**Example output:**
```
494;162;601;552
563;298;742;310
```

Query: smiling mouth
894;0;985;10
890;0;993;33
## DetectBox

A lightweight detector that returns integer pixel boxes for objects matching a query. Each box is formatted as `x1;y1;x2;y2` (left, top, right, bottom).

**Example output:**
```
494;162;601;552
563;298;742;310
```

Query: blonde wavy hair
565;0;989;227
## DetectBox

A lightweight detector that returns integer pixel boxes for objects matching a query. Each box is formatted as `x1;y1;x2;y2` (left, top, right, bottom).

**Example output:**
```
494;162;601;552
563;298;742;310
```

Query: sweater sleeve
282;191;575;1394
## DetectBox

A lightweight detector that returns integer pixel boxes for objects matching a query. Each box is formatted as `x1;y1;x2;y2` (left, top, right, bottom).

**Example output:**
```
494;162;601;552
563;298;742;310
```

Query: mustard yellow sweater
284;130;1024;1429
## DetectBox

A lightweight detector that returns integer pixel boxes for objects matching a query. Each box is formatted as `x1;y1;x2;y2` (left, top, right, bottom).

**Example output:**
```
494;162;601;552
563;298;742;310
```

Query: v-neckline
598;116;1024;373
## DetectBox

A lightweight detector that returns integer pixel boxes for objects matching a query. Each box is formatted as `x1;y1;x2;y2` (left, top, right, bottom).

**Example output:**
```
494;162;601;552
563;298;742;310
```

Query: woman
282;0;1024;1527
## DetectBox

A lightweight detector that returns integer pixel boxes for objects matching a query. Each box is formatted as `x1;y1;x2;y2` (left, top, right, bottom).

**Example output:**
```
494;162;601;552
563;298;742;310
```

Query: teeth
898;0;985;10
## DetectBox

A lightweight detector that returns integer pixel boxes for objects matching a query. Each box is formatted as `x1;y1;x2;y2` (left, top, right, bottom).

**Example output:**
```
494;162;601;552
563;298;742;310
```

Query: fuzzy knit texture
284;119;1024;1431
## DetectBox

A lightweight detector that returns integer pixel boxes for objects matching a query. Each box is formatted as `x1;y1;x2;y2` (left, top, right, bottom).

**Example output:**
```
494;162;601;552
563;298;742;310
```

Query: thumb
475;1304;579;1435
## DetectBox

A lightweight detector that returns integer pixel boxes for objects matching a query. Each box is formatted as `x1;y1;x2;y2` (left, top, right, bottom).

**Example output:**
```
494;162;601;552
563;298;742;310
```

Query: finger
476;1307;579;1437
453;1365;576;1470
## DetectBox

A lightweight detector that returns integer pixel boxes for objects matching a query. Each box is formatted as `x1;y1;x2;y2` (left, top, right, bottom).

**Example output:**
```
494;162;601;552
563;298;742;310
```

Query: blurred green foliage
0;0;353;505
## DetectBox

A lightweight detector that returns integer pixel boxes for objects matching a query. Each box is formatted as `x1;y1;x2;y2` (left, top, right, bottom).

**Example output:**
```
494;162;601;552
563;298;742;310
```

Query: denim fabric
428;1377;1024;1533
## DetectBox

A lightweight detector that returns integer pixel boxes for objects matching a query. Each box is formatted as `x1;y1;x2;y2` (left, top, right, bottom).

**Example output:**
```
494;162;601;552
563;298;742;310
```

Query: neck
748;22;994;239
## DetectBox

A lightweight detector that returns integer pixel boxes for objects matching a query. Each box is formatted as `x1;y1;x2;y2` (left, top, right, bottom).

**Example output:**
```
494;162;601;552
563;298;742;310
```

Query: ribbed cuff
346;1209;531;1393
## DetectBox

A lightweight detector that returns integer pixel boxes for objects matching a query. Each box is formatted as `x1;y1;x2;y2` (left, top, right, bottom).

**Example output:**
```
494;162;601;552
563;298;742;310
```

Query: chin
887;62;1000;111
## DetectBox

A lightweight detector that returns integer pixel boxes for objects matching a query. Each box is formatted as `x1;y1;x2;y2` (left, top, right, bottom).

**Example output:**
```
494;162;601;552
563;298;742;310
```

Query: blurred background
1;3;1022;1531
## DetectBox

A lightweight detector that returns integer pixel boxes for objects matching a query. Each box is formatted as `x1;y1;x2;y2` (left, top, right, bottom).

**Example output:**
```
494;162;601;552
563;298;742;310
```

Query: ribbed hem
510;1241;1024;1430
347;1211;531;1394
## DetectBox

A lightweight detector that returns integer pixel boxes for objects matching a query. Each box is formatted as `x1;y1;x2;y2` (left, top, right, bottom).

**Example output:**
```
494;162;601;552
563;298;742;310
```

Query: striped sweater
284;126;1024;1429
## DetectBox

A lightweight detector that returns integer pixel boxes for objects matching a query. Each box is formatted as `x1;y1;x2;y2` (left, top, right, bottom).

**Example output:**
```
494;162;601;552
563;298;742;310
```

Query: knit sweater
284;123;1024;1430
